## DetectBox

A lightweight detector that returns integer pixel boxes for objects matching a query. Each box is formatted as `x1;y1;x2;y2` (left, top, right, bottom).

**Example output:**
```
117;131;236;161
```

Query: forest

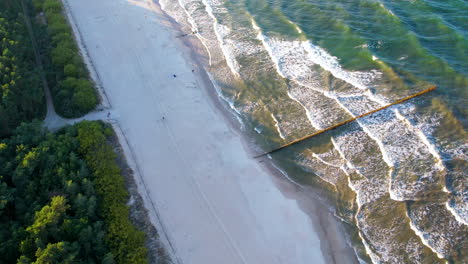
0;0;150;263
0;0;45;137
1;0;98;136
32;0;98;118
0;121;148;264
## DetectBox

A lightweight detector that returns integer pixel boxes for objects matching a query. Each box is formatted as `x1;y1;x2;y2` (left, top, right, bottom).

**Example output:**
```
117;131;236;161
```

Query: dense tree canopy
0;0;100;135
0;1;45;137
34;0;98;118
0;121;148;264
0;2;148;263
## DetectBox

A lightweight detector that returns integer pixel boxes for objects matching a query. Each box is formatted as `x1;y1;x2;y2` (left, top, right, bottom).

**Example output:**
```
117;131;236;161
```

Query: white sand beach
62;0;357;263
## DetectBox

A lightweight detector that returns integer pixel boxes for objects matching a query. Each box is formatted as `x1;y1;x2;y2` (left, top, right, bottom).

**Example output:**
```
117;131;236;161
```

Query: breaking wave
159;0;466;262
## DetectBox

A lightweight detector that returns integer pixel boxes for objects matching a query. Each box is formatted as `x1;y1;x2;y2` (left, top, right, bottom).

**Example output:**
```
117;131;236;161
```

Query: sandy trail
60;0;356;263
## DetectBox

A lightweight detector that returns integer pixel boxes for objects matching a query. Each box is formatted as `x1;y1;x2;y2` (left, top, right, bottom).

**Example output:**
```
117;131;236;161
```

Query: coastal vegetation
1;0;98;137
1;1;153;263
0;121;148;263
32;0;98;118
0;1;45;137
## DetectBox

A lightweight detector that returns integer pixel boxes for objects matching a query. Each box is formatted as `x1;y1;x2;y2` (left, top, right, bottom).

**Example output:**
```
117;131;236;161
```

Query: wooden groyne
255;86;436;158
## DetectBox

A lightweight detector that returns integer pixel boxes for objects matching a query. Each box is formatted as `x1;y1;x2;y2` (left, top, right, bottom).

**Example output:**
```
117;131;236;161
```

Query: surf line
255;86;437;158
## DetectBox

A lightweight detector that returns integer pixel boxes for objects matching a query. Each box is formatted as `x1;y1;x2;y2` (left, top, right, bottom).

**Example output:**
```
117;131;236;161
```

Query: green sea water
161;0;467;262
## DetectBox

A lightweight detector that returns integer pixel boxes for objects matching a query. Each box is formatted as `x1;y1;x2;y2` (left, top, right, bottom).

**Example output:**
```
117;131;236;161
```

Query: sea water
159;0;467;263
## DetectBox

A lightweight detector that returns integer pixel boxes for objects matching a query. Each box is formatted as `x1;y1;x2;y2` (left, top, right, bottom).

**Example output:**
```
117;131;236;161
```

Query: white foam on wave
332;136;390;207
205;71;245;128
252;18;338;130
252;15;451;204
332;99;401;202
253;20;411;201
287;91;322;129
301;42;379;91
300;153;348;189
162;1;246;129
358;232;380;264
252;14;457;261
398;55;408;60
299;150;360;194
312;153;341;168
172;0;241;78
298;161;338;190
252;18;389;138
445;201;468;226
341;98;447;194
253;18;447;185
252;19;284;78
252;20;356;100
172;2;447;189
331;138;356;170
270;113;286;139
357;113;434;200
201;0;240;76
335;99;395;168
162;6;459;258
355;118;403;202
172;0;214;66
346;174;363;209
338;95;447;200
255;17;381;93
401;108;468;223
159;0;167;10
330;138;364;208
334;97;444;202
379;3;396;17
394;109;446;172
286;19;303;34
253;17;379;102
405;210;445;259
270;159;302;187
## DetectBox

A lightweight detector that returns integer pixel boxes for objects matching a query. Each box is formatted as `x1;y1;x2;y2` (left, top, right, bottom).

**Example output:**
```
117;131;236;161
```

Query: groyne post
255;86;436;158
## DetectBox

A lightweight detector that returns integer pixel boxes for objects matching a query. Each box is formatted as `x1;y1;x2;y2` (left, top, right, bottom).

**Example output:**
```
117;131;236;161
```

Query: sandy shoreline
160;4;359;264
62;0;358;263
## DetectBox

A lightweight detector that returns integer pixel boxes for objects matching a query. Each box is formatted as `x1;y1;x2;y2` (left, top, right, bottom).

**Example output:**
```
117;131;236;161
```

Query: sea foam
201;0;240;76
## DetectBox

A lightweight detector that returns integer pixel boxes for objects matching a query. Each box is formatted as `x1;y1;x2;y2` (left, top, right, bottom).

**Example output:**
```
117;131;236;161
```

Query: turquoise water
161;0;467;262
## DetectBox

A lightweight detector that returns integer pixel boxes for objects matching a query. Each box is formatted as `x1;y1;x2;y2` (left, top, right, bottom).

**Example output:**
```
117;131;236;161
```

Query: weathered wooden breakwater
256;86;437;158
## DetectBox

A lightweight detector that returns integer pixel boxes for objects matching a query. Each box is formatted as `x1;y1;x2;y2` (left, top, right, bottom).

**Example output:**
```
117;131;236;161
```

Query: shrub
47;20;69;35
51;45;74;66
76;121;148;264
0;6;46;136
38;0;98;118
32;0;44;12
72;79;97;112
51;32;72;43
43;0;62;13
46;13;66;26
64;63;78;77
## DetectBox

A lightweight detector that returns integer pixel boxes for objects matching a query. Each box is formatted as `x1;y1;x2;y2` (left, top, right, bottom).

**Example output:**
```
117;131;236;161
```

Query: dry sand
62;0;358;263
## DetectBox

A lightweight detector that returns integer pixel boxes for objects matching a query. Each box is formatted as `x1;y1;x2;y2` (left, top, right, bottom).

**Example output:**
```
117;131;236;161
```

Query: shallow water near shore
159;0;467;263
